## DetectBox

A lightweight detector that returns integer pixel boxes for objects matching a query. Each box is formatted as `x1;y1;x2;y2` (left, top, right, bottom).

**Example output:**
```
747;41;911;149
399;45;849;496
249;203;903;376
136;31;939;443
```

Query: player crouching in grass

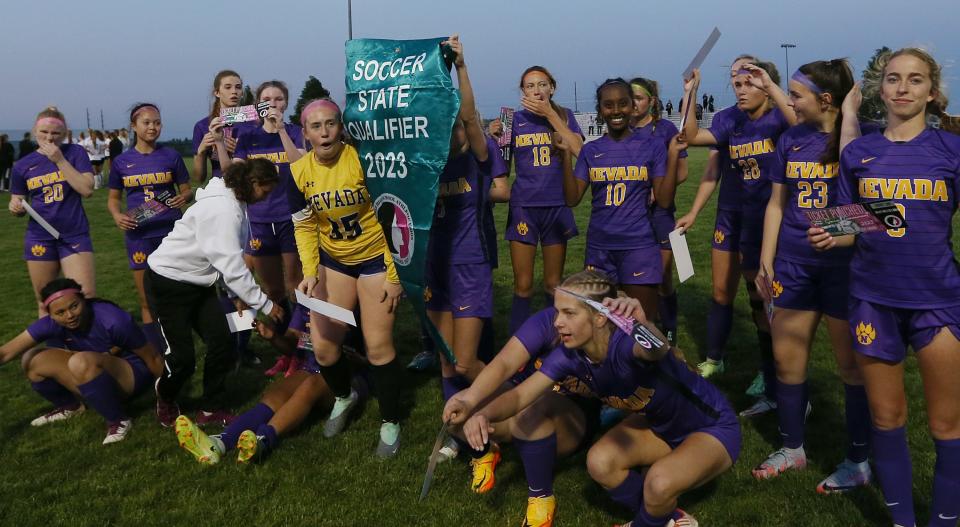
0;278;162;444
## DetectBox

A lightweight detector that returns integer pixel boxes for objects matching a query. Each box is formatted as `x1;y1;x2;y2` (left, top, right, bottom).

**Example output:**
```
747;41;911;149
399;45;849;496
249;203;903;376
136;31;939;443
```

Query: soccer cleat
155;377;181;428
437;436;459;463
284;355;304;378
407;350;437;371
816;458;871;494
376;421;401;458
752;447;807;480
739;396;777;418
470;443;502;493
745;372;765;397
175;415;222;465
697;358;724;378
522;495;556;527
264;355;291;377
323;389;359;438
667;509;699;527
30;404;85;427
196;409;237;427
237;430;268;464
102;419;132;445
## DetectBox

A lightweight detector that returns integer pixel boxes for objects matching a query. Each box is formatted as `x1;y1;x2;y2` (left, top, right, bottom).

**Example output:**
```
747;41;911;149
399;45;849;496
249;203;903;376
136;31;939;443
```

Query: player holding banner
752;60;873;493
9;106;96;315
808;48;960;527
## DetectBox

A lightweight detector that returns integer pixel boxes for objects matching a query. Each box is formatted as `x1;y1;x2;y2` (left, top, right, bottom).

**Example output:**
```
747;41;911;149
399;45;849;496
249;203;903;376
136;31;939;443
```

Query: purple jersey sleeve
192;118;207;155
708;108;736;145
10;160;26;195
105;306;148;350
172;152;190;185
26;316;58;343
513;307;557;359
836;146;858;206
486;136;508;178
67;144;94;173
536;346;579;383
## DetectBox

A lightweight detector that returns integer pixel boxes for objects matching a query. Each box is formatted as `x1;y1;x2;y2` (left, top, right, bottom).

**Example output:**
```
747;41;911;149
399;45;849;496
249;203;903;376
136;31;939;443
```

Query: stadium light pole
347;0;353;40
781;43;796;87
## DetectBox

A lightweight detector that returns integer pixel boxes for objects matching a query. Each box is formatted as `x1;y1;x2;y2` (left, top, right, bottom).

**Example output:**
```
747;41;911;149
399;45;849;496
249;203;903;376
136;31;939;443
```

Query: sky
1;0;957;139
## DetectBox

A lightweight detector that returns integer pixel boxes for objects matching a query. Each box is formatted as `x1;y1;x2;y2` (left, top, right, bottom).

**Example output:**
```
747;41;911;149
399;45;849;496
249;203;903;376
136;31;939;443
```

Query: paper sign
682;27;722;80
668;228;695;283
295;290;357;326
226;309;257;333
221;102;272;126
21;201;60;239
126;189;175;226
804;199;907;236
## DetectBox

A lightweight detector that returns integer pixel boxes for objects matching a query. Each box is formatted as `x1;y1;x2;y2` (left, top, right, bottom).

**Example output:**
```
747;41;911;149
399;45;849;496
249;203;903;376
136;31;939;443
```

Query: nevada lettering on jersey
307;188;368;212
245;151;290;164
121;171;174;187
728;138;776;159
859;177;949;202
786;161;839;180
26;171;65;191
588;165;649;182
514;132;552;148
437;177;472;197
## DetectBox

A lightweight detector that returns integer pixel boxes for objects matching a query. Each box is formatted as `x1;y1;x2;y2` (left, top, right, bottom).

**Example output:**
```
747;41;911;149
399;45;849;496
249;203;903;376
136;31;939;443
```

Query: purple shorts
425;262;493;318
245;220;297;256
711;209;762;271
300;351;322;374
663;404;741;464
848;297;960;362
584;245;663;286
125;236;164;270
505;205;578;246
124;353;155;398
24;232;93;261
772;259;849;319
649;204;676;251
712;208;742;253
319;250;386;279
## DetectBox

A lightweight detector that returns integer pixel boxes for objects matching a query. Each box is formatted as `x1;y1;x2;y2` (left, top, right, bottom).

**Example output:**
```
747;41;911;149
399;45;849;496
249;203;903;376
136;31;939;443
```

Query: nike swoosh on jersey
594;153;605;158
885;502;899;506
632;272;645;277
458;305;471;311
940;514;959;520
791;145;802;151
71;244;80;250
517;122;528;127
126;163;135;168
861;156;877;164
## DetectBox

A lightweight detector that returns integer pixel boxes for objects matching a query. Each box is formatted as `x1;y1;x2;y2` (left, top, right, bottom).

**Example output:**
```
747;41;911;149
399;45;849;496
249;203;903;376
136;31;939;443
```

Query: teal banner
344;37;460;362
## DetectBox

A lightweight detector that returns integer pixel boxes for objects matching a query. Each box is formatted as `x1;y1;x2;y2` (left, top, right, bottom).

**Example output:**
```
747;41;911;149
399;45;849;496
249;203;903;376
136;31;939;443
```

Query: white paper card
226;309;257;333
668;228;695;283
295;290;357;326
22;201;61;239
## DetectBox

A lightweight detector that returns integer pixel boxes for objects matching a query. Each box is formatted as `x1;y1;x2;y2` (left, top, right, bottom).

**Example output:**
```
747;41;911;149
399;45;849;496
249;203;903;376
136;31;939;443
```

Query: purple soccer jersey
192;116;258;179
538;330;732;443
10;144;92;238
483;136;508;267
838;128;960;309
574;134;666;250
510;306;588;391
633;119;688;160
108;146;190;239
711;106;790;212
235;124;304;223
510;108;583;206
768;123;854;266
710;109;745;212
26;300;147;355
430;150;492;265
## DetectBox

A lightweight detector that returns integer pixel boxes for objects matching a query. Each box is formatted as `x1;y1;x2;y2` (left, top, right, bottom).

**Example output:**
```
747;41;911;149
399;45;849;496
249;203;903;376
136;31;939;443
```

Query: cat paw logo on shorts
249;238;262;251
31;244;46;257
771;280;783;298
132;251;147;264
423;286;432;302
516;221;529;236
855;321;876;346
714;229;725;245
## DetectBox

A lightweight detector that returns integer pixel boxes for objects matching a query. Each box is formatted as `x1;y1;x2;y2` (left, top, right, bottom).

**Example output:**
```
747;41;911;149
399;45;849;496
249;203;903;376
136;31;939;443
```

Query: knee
711;287;732;305
514;274;534;296
66;353;99;383
542;278;559;296
586;445;621;486
313;343;340;367
643;467;679;508
453;361;474;379
513;401;551;438
928;416;960;440
366;342;396;365
871;404;907;431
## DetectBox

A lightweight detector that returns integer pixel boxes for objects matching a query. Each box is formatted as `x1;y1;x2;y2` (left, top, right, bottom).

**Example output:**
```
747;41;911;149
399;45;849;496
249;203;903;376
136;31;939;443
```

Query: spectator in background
678;96;684;116
696;103;704;121
109;130;123;163
18;132;36;160
118;129;130;150
66;130;74;144
0;134;14;191
708;94;715;112
665;99;674;117
702;93;708;109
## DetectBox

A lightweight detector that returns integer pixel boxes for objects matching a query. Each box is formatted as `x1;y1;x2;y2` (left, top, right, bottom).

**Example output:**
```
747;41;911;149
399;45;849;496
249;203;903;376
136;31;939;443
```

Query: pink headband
132;104;160;121
36;117;65;128
42;288;82;308
300;99;341;127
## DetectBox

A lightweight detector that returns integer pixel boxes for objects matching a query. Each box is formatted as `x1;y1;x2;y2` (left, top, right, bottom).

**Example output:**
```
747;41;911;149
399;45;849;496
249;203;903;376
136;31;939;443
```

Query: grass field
0;147;954;526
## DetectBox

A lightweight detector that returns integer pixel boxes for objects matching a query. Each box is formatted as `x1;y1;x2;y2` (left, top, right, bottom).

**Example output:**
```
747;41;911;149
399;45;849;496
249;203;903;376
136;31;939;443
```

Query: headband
631;83;652;98
131;104;160;121
791;70;824;95
300;99;341;127
36;117;65;128
42;288;82;308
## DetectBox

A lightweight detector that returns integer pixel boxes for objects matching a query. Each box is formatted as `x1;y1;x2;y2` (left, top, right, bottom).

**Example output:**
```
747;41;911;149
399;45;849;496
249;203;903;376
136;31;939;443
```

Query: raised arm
742;63;797;126
840;83;863;153
37;143;93;197
447;35;488;162
680;70;719;146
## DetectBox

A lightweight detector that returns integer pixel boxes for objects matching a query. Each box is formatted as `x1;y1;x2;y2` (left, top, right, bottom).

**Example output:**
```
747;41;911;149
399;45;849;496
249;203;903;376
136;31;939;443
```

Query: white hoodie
147;177;274;314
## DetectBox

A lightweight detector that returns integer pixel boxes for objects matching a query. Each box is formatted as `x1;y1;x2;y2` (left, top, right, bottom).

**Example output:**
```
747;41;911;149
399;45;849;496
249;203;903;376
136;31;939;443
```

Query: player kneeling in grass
0;278;162;444
175;305;357;464
463;272;740;527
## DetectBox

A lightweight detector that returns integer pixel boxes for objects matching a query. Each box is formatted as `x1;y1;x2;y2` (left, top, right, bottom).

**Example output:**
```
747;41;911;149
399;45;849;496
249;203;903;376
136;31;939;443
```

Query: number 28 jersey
290;144;398;282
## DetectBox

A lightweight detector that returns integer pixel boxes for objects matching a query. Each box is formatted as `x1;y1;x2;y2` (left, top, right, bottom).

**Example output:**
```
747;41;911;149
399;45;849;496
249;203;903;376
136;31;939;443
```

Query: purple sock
440;375;470;401
843;384;871;463
31;378;79;409
930;438;960;527
607;469;644;513
509;295;532;336
872;426;915;527
776;380;807;449
76;372;126;423
256;423;279;451
633;505;673;527
758;331;777;400
658;292;678;334
221;403;274;450
514;433;557;498
706;301;733;360
142;322;168;355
